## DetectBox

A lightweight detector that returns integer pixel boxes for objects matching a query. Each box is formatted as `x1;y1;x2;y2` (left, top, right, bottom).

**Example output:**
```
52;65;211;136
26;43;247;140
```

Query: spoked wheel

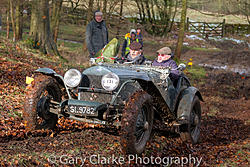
121;91;154;154
135;106;149;144
180;96;201;144
23;75;61;131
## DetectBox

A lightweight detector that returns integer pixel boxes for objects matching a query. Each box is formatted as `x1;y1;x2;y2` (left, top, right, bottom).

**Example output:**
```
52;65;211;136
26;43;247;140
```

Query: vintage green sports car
24;63;203;154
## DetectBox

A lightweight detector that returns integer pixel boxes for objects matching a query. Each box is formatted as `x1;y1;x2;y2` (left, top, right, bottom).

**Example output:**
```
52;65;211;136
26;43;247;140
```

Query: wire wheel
121;91;154;154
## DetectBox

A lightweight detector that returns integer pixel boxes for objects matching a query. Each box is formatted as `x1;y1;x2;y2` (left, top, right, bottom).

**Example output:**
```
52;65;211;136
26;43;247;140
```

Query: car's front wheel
120;91;154;154
23;75;61;131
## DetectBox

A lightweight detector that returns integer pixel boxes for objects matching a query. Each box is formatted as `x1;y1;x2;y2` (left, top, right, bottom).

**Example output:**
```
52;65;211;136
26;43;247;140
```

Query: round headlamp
64;69;82;88
101;73;119;91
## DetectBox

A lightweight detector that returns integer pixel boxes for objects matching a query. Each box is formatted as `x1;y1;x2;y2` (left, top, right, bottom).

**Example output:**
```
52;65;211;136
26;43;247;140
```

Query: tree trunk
116;0;124;36
145;0;152;23
150;0;156;22
169;0;178;32
135;0;142;20
86;0;94;24
51;0;63;43
30;0;39;43
103;0;108;20
15;0;23;41
39;0;63;60
6;1;10;39
9;0;16;41
175;0;187;60
140;0;146;23
83;0;94;51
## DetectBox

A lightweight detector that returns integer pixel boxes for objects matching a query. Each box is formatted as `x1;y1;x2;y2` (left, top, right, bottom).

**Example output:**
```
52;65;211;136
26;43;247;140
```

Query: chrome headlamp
101;73;119;91
64;69;82;88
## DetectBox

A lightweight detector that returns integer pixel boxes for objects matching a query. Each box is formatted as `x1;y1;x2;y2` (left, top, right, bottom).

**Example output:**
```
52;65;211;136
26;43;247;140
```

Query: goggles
158;53;170;57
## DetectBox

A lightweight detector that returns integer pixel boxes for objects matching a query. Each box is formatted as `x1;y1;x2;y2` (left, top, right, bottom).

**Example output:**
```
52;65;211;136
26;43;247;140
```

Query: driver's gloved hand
89;58;96;65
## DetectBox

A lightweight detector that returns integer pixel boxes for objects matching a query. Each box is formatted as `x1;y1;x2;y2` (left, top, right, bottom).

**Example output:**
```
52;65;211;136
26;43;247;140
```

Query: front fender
35;68;64;87
177;87;203;123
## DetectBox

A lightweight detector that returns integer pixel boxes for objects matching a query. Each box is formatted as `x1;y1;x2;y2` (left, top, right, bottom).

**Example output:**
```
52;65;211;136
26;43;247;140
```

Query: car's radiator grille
79;92;112;104
79;74;141;104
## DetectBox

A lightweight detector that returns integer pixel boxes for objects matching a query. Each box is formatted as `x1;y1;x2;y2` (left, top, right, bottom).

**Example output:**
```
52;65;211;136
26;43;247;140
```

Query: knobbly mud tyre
180;96;201;144
121;90;154;154
23;75;61;131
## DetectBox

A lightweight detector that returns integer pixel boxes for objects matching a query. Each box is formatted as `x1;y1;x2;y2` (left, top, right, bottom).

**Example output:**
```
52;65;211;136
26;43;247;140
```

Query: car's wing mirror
178;63;186;71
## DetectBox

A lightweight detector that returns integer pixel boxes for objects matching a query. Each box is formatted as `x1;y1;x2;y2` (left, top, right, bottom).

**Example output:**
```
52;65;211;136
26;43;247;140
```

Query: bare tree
30;0;39;43
15;0;23;40
133;0;178;35
175;0;187;60
86;0;94;24
39;0;62;59
102;0;108;20
9;0;16;41
6;1;10;38
67;0;82;12
51;0;63;42
116;0;124;36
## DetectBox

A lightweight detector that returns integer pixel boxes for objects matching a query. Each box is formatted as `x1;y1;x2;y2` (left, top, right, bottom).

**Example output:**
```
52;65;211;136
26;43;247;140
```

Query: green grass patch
58;40;82;51
59;23;84;42
186;65;207;80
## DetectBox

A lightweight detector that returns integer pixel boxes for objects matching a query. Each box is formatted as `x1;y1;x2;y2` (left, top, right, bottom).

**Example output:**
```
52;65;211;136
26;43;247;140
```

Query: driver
123;41;146;65
152;47;180;83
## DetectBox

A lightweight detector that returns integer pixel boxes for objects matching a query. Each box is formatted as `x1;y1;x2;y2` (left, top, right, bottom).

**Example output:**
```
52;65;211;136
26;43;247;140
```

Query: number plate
68;105;98;116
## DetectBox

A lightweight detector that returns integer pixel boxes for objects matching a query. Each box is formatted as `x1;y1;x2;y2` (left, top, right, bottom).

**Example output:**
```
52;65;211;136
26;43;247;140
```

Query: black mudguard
35;68;64;86
177;87;203;123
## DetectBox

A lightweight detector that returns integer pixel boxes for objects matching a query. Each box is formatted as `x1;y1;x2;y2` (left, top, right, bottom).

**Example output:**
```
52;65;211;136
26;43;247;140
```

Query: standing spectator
121;29;141;58
136;28;143;46
86;10;109;58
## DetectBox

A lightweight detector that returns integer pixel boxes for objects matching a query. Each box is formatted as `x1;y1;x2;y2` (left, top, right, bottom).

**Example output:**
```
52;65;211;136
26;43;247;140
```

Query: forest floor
0;31;249;166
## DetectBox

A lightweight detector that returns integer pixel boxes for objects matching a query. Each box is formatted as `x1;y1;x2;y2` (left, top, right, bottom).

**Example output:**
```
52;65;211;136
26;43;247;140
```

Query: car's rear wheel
180;96;201;144
23;75;61;131
120;91;154;154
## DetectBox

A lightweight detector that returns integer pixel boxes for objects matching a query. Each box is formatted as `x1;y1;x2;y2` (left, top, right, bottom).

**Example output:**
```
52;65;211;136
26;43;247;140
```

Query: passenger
152;47;180;83
121;29;142;58
123;41;146;65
